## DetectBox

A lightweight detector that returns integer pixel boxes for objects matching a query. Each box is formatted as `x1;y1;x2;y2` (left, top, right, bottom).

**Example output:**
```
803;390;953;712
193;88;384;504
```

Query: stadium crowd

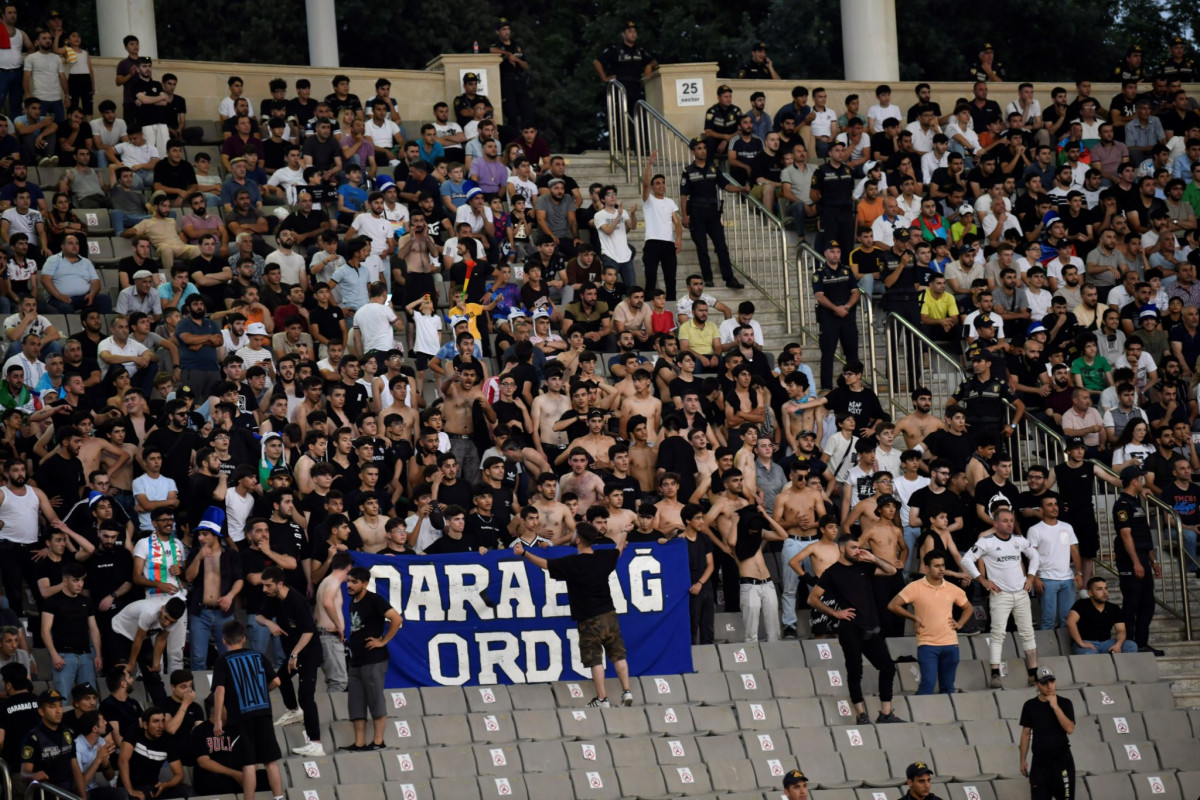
0;6;1192;799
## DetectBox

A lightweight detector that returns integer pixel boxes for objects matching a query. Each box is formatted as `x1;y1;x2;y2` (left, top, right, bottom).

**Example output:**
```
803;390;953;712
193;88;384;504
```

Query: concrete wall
88;53;504;126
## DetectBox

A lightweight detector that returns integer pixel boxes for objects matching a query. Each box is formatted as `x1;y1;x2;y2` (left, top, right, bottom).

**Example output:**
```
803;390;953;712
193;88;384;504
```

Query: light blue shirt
331;261;369;310
1172;152;1198;183
158;281;200;308
42;253;99;297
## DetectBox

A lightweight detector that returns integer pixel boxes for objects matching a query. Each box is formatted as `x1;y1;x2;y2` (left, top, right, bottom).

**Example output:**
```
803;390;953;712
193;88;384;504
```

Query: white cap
246;322;269;336
532;308;550;320
958;203;974;215
833;133;849;147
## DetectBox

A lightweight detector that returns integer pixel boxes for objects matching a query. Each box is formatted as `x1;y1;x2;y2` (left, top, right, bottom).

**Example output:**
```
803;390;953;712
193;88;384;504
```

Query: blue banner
348;542;694;687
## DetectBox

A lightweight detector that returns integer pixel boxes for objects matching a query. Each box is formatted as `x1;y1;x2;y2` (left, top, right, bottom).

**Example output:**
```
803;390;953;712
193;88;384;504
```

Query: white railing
604;81;633;183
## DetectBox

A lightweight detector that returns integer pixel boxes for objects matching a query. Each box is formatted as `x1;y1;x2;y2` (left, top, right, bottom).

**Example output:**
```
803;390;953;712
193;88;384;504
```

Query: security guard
782;768;809;800
1159;36;1196;82
811;136;855;252
902;761;946;800
1112;466;1162;655
19;689;78;793
812;240;859;391
703;84;742;158
452;73;493;128
951;350;1025;434
680;137;747;290
490;19;533;131
968;43;1007;82
593;21;657;106
737;42;780;80
1112;44;1145;82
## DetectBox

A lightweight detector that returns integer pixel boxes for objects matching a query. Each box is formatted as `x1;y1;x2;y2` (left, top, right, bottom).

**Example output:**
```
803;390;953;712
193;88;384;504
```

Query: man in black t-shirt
41;561;100;699
341;566;403;751
259;566;323;756
1064;576;1137;655
99;668;143;748
1019;666;1075;800
808;532;904;726
516;522;633;708
211;620;284;800
160;669;204;764
118;707;190;800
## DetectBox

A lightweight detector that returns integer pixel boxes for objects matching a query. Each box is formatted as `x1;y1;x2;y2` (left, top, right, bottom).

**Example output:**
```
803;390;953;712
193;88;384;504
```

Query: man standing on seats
888;552;974;695
679;136;747;290
1019;666;1075;800
258;565;324;757
807;531;905;725
962;505;1041;687
1111;466;1163;655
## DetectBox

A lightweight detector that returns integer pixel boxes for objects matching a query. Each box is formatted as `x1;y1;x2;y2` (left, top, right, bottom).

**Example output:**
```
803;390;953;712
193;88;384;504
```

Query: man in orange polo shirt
887;552;974;694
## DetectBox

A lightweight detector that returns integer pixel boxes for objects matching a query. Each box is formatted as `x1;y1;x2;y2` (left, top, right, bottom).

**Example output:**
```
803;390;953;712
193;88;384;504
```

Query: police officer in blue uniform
1112;466;1163;655
812;240;859;390
680;137;748;290
593;21;657;107
951;350;1025;436
19;689;79;794
811;137;855;252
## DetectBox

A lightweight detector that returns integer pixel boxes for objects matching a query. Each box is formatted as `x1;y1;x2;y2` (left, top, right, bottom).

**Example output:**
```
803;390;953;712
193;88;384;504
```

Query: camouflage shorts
577;610;627;668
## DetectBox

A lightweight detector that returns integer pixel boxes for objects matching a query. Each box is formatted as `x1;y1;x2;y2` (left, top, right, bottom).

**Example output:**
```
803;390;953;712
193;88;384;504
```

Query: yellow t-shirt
896;576;969;647
677;319;720;355
920;291;959;320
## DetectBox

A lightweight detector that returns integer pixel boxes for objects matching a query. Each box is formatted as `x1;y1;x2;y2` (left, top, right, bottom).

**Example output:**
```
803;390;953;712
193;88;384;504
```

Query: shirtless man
774;462;827;538
893;387;945;450
694;446;735;504
525;473;574;544
652;472;687;537
731;425;760;502
782;371;822;454
289;377;326;436
378;375;419;436
790;515;842;638
857;495;908;637
626;415;658;493
354;496;388;553
618;369;662;439
440;361;495;485
292;430;328;497
77;416;132;479
704;468;752;549
603;483;636;544
841;469;892;534
531;364;570;467
558;448;605;516
101;422;138;516
728;504;790;643
688;429;718;502
557;410;617;471
406;426;442;499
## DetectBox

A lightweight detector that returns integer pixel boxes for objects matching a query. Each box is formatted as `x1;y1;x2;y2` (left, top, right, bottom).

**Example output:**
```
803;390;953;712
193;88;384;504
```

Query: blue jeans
1072;638;1138;655
52;650;97;698
189;607;234;669
601;254;636;289
1039;578;1077;631
44;293;113;315
41;100;66;125
111;209;150;235
903;525;921;573
246;615;283;669
916;643;960;694
0;68;22;118
1183;527;1197;573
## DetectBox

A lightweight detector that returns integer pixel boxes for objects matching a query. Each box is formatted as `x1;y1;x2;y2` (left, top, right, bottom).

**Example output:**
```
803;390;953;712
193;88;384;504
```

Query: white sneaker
621;690;633;707
292;741;326;757
274;708;304;727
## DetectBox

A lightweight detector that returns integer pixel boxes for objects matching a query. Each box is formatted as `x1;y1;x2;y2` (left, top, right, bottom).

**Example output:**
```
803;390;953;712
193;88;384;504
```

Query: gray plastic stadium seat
641;674;687;703
697;732;748;762
507;683;554;710
820;696;862;726
690;704;739;734
994;690;1031;720
662;763;713;796
886;636;918;660
1070;715;1103;742
735;699;782;730
857;788;904;800
714;613;744;642
1145;712;1195;755
606;736;659;767
934;745;994;781
975;743;1024;779
1038;656;1076;687
428;776;481;800
565;741;613;770
1125;682;1176;711
719;642;765;670
518;741;567;773
1082;685;1132;715
771;667;817;697
954;661;991;692
557;707;606;739
646;702;696;735
652;734;702;765
908;694;956;724
972;634;1017;662
778;696;826;728
786;727;837;758
466;685;513;712
1070;654;1118;685
951;693;998;722
942;782;998;800
79;208;114;235
385;716;427;748
333;751;386;783
329;692;350;720
1033;629;1062;655
744;729;791;759
921;724;967;748
884;747;939;782
813;790;860;800
288;789;332;800
1112;652;1159;683
473;743;523;776
685;671;733;704
384;688;423;716
1096;712;1146;741
1130;773;1182;800
839;749;893;787
876;722;922;753
382;783;433;800
423;714;472;746
468;711;517;743
813;664;853;696
521;772;572;797
1086;773;1133;800
897;660;925;694
550;680;594;706
830;724;880;751
601;706;650;737
1175;771;1200;800
428;746;473;778
1110;741;1160;772
286;756;338;786
476;775;527;800
1072;739;1117;775
420;686;467;715
615;764;668;798
798;747;859;789
751;755;802;789
728;669;775;701
512;709;562;741
85;237;115;266
760;640;805;668
961;719;1014;746
802;639;846;668
691;645;721;672
708;759;762;793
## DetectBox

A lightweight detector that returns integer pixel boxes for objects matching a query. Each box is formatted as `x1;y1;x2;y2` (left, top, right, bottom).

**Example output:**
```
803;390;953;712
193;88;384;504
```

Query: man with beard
440;361;495;486
175;294;222;398
893;387;944;450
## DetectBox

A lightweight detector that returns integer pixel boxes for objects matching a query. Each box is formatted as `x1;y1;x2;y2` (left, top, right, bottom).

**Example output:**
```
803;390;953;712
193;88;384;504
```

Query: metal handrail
630;100;793;335
24;781;82;800
604;81;633;182
0;757;11;800
883;311;1194;639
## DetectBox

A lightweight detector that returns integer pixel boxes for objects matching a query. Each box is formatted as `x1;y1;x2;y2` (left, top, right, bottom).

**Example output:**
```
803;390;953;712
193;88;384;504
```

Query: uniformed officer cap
753;42;767;51
1119;465;1144;485
38;689;65;706
717;84;733;95
622;20;637;30
495;17;510;29
969;350;989;361
783;769;808;788
974;316;995;330
825;240;840;251
688;136;705;150
981;43;995;51
463;72;480;83
1171;36;1185;45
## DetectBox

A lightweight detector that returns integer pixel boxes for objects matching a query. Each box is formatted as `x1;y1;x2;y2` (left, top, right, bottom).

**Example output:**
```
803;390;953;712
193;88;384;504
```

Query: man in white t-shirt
593;185;638;288
98;314;151;380
1025;494;1080;631
264;229;306;288
640;152;682;301
364;98;402;156
265;145;306;205
353;281;401;354
131;451;179;533
349;192;397;290
506;158;538;205
866;85;902;133
108;128;159;189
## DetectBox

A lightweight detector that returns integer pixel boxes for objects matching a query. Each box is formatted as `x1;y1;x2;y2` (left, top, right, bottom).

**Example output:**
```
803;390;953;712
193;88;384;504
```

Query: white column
305;0;339;67
96;0;158;58
840;0;899;82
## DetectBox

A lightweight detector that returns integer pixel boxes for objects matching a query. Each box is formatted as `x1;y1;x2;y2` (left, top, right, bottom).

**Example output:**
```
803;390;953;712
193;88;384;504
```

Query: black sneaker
365;742;386;751
855;712;870;725
876;711;906;724
726;279;746;290
338;744;366;752
1139;645;1166;656
781;625;797;640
